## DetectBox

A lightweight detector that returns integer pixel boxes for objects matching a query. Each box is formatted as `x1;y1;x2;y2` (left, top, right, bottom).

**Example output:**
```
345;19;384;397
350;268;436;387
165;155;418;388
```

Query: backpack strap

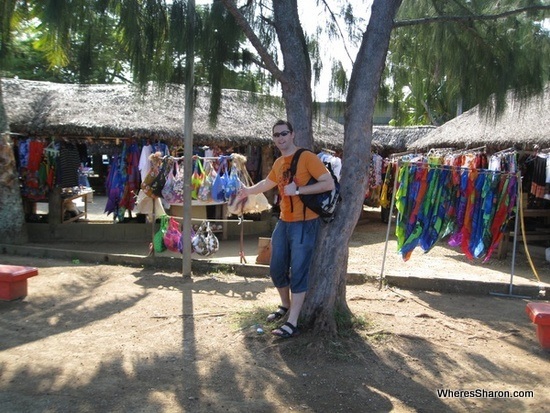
288;148;308;181
288;148;310;219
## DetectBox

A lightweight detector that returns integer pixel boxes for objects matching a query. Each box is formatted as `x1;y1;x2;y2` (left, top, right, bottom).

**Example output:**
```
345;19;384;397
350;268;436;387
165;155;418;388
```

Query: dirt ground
1;207;550;412
1;229;550;413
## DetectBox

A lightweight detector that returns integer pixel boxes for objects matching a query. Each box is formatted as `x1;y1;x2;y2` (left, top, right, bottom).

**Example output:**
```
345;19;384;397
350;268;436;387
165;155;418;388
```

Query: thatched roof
372;125;436;155
2;78;436;155
409;87;550;152
1;78;345;150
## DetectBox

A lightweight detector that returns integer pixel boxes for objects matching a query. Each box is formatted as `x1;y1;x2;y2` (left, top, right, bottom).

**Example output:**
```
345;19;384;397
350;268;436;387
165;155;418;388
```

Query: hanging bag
153;215;169;253
211;157;229;203
191;221;220;257
225;163;240;202
141;156;171;199
162;162;184;204
141;152;163;198
191;159;205;200
228;153;271;215
197;160;216;202
141;168;160;199
171;162;185;204
163;217;183;253
150;157;172;198
161;162;176;203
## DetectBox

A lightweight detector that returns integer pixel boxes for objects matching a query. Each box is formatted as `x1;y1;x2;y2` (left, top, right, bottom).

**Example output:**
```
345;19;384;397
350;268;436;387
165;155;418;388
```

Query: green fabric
154;215;169;253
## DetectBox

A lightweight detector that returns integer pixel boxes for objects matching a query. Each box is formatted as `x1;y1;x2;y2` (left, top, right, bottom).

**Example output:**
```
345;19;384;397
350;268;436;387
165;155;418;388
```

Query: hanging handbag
191;158;205;200
198;160;216;202
150;157;172;198
211;158;229;203
225;163;240;202
153;215;169;253
191;221;219;257
228;154;271;215
163;217;183;253
141;156;171;199
141;170;159;199
162;162;184;204
171;162;185;203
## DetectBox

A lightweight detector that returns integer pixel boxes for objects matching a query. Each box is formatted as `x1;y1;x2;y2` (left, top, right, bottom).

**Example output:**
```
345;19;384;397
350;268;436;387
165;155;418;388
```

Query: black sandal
271;322;299;339
266;306;288;322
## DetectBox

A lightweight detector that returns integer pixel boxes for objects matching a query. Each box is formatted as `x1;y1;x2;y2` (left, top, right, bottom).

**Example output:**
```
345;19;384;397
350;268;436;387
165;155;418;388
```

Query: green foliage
329;60;348;98
386;0;550;125
2;0;272;124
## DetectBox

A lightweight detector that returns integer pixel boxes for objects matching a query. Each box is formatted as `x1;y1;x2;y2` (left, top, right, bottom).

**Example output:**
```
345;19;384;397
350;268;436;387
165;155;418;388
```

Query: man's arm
238;178;277;199
283;172;334;196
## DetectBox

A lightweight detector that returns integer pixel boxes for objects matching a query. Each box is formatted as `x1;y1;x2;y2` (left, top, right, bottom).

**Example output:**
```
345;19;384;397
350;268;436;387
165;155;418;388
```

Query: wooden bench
526;302;550;350
497;229;550;259
497;209;550;259
0;265;39;301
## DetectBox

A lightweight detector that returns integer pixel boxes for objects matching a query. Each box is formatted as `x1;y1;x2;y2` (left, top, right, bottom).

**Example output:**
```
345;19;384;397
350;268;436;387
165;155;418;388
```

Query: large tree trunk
302;0;403;336
272;0;313;149
0;81;28;244
220;0;402;337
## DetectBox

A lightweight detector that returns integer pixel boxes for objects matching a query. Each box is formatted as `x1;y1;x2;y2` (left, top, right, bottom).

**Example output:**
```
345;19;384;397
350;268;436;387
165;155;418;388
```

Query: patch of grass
335;310;373;337
363;329;392;345
229;306;274;332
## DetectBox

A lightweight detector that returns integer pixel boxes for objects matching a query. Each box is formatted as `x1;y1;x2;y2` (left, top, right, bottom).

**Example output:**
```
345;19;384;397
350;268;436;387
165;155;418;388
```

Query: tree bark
302;0;403;336
272;0;313;149
0;81;28;244
220;0;403;337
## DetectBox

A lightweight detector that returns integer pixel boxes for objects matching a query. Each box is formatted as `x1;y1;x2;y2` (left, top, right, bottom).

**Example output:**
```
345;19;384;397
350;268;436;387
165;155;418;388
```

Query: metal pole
490;171;530;299
182;0;195;277
151;200;155;257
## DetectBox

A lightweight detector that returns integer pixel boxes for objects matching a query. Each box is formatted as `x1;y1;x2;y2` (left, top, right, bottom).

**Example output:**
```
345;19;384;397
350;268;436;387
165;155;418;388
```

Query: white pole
182;0;195;277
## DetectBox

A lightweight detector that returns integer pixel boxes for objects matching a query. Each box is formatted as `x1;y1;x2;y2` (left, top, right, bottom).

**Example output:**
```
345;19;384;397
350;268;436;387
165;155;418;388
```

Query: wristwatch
295;187;300;195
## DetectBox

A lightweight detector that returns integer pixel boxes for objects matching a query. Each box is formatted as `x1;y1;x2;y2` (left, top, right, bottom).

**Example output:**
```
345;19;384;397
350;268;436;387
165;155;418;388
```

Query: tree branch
247;54;269;71
219;0;284;82
394;5;550;28
320;0;355;66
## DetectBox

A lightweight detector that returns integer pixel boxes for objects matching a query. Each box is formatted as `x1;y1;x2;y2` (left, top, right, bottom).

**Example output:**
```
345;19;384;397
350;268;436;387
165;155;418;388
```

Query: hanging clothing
119;142;141;211
394;151;518;262
57;142;81;188
104;146;129;221
531;155;549;200
19;139;49;200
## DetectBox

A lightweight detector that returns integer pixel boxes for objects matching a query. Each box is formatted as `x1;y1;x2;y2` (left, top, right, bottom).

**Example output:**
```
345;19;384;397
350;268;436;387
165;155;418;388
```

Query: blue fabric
269;218;320;293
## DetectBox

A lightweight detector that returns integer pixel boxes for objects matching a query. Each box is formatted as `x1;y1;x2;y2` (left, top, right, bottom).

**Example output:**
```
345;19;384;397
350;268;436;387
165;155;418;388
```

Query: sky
298;1;373;101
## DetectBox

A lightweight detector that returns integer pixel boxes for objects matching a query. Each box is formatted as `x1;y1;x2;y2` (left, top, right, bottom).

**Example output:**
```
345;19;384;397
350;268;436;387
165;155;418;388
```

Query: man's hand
237;187;249;200
283;180;297;196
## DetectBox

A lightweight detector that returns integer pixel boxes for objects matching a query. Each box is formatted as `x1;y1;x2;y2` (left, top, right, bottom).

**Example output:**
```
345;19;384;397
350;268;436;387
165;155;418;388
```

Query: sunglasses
273;130;291;138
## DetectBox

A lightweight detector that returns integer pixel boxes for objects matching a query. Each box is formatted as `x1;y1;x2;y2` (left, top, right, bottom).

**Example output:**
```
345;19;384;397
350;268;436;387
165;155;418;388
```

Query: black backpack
289;148;341;223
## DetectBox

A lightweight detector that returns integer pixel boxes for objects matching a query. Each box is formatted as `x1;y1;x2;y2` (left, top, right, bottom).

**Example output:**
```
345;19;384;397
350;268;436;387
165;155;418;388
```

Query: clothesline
392;161;519;176
492;146;517;157
166;154;236;161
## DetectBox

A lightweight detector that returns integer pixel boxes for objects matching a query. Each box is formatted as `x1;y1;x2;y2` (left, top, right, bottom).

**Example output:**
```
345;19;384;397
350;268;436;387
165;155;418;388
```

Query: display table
61;190;93;223
169;201;228;239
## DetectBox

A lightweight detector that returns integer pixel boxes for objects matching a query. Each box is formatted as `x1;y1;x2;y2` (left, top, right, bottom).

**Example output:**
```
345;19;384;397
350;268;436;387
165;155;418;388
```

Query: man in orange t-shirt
237;119;334;338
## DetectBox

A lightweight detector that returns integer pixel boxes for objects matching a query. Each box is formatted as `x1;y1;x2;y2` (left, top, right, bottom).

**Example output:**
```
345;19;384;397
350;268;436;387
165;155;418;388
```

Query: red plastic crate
525;302;550;350
0;265;39;301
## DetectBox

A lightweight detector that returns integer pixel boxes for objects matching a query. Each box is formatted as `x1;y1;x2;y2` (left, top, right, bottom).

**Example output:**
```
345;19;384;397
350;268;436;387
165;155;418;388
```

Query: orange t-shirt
267;149;329;222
